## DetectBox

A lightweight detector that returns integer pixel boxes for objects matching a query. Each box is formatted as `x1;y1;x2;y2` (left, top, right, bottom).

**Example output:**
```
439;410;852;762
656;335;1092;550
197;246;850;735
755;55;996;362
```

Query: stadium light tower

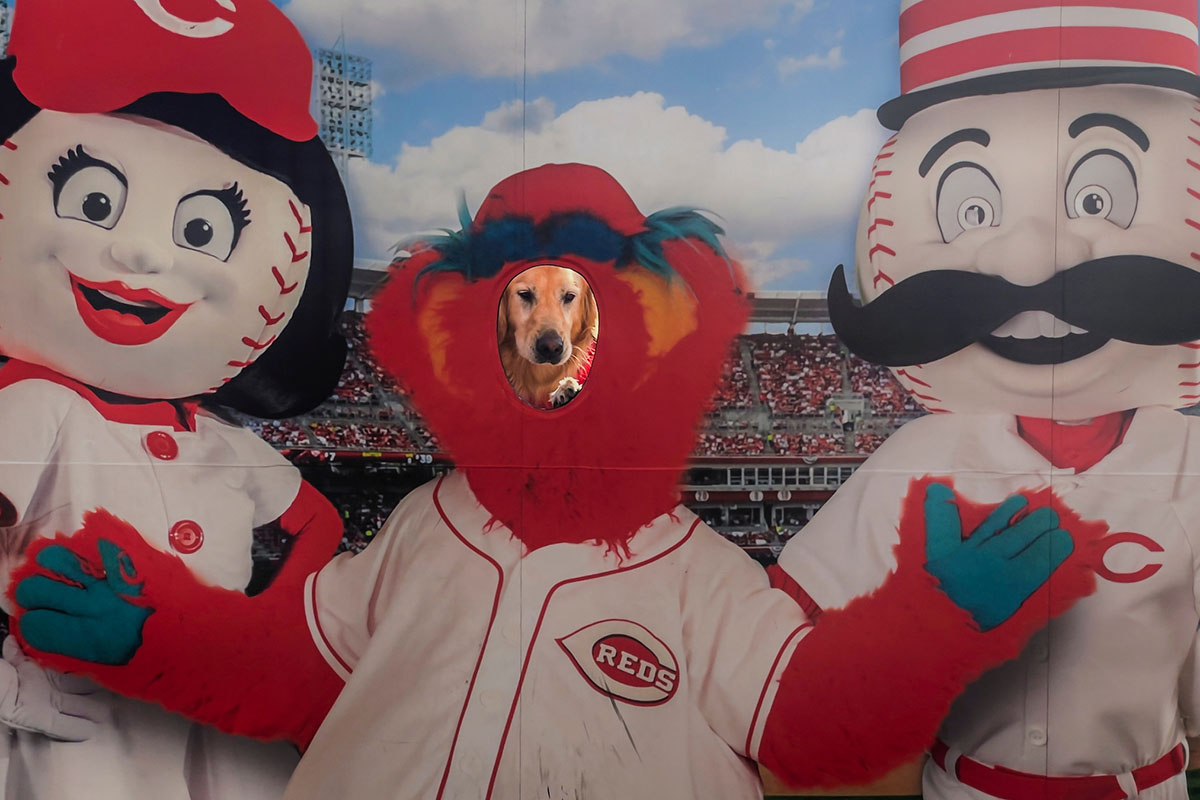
314;37;373;182
0;1;11;58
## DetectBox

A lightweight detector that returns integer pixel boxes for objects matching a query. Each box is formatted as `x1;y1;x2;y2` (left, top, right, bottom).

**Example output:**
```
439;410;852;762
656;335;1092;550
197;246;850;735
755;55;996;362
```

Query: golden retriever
497;265;598;408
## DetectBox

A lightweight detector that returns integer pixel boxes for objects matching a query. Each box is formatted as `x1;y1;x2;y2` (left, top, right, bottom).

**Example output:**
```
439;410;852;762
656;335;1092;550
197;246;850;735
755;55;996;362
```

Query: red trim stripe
902;27;1198;92
308;572;353;675
433;477;505;800
744;623;811;759
901;0;1196;43
869;244;897;259
484;518;701;800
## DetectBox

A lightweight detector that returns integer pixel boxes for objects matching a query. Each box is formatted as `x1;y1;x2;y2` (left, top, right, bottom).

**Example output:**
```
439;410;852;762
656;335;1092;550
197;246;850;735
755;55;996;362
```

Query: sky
276;0;904;292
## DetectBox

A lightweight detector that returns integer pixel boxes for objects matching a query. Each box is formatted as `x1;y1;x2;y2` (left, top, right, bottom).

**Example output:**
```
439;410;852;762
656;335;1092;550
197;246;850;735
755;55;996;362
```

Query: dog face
498;265;597;367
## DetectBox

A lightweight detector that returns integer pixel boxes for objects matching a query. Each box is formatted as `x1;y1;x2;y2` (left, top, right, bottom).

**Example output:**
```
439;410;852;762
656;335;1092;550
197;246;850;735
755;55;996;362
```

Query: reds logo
557;620;679;705
132;0;236;38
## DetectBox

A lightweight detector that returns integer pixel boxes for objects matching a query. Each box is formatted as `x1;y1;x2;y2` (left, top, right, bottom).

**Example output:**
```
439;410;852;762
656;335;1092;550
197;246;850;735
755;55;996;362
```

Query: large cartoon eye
172;186;250;262
936;162;1002;243
1064;150;1137;228
49;147;127;230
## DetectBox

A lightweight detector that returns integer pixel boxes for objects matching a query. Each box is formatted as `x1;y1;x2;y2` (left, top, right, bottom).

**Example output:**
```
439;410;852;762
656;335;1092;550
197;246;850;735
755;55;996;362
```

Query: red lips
69;274;191;346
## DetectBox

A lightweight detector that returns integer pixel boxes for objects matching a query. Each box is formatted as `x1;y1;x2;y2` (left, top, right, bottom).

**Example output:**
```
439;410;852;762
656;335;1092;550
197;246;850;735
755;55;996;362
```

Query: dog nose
534;331;565;363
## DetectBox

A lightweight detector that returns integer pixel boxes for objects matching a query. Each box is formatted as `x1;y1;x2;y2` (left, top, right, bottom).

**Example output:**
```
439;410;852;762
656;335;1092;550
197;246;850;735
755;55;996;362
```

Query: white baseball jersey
0;368;302;800
778;407;1200;800
297;470;811;800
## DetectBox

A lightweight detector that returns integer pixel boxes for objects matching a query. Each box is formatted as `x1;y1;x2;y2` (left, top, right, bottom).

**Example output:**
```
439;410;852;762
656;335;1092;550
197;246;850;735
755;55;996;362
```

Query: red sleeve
758;477;1104;789
11;484;346;749
271;480;345;589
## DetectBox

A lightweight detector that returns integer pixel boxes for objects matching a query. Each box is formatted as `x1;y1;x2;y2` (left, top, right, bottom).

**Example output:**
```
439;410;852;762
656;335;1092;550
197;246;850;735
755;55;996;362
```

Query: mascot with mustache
781;2;1200;799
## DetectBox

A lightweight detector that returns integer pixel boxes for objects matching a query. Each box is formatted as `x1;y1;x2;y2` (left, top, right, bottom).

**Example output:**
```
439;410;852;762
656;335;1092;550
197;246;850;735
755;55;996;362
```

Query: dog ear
496;288;512;345
577;283;599;343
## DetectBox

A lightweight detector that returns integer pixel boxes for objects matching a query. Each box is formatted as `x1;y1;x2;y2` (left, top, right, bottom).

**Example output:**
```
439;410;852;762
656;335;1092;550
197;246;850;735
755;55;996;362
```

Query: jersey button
169;520;204;554
1027;727;1047;746
145;431;179;461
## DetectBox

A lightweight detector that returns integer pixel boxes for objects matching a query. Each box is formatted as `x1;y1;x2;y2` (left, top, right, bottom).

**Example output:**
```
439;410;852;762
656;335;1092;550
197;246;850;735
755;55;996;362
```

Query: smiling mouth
69;274;190;346
981;310;1109;365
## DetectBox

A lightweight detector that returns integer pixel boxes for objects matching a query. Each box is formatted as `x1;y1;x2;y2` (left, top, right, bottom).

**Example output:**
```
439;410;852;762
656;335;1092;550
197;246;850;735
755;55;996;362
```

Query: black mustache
828;256;1200;367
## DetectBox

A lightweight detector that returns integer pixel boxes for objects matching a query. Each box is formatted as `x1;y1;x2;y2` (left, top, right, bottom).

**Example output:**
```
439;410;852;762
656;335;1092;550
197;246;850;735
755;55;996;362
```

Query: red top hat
880;0;1200;129
8;0;317;142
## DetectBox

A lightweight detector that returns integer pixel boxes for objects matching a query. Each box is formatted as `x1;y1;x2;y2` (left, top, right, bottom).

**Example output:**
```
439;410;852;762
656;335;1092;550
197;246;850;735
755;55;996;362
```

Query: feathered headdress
368;163;750;553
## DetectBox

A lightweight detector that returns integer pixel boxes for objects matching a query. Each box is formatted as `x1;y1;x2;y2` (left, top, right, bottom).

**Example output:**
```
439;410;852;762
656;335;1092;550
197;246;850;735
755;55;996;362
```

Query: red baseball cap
9;0;318;141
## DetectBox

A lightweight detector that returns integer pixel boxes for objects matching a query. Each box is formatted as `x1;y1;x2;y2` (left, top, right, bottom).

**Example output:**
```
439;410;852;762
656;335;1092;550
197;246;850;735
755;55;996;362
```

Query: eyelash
47;145;126;203
215;182;252;235
181;183;253;250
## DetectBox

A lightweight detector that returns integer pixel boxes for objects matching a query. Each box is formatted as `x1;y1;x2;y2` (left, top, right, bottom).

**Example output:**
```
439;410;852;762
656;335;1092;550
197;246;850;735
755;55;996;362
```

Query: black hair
0;57;354;419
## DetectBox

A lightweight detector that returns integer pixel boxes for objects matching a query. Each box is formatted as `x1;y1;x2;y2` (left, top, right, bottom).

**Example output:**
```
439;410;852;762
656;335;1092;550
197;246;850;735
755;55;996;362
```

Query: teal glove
16;540;152;665
922;483;1073;631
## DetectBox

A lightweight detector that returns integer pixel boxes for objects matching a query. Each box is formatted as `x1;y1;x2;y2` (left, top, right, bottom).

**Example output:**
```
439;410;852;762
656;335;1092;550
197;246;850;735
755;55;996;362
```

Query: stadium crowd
243;316;920;460
750;333;843;417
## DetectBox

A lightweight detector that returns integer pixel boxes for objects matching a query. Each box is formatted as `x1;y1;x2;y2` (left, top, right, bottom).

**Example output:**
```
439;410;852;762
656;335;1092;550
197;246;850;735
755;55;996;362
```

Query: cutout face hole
497;264;599;409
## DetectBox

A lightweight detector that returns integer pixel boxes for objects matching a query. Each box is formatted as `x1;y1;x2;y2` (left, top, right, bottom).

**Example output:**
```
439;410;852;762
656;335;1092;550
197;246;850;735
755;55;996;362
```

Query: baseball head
836;83;1200;419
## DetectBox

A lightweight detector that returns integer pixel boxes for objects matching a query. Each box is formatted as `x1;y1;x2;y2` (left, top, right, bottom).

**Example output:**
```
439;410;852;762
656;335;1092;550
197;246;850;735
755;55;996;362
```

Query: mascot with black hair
0;0;352;798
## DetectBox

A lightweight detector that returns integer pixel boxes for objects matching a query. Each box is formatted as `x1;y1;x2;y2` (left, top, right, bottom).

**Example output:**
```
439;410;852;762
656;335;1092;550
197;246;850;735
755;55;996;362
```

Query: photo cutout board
2;1;1199;800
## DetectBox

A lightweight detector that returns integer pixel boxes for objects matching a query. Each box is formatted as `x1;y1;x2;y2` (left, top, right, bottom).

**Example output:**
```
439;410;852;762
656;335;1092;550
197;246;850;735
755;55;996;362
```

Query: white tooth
991;310;1079;339
97;289;159;308
1046;314;1068;338
991;311;1044;339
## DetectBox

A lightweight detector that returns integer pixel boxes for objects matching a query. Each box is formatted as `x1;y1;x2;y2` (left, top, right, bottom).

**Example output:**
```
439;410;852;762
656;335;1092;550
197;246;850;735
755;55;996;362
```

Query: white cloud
481;98;557;135
286;0;799;79
778;45;845;76
790;0;816;20
344;93;887;287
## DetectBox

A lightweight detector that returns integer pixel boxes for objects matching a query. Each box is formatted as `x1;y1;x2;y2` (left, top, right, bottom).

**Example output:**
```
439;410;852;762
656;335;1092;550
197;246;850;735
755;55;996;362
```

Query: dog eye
517;289;534;302
563;292;576;303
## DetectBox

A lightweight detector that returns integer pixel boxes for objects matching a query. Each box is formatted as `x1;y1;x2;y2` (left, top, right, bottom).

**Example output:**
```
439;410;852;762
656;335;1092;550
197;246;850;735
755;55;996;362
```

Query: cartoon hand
0;636;108;741
922;483;1073;631
15;538;153;665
